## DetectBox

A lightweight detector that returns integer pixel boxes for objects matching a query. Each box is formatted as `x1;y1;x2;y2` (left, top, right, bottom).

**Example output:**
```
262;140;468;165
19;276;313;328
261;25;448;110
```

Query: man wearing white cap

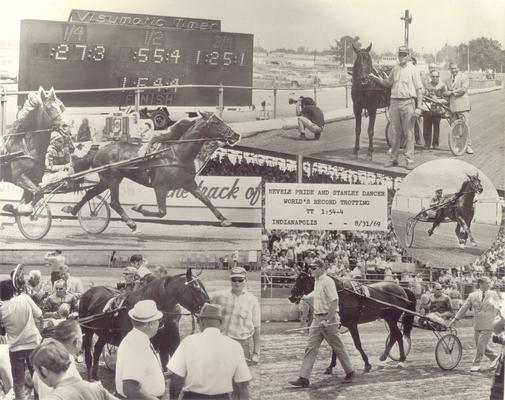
450;276;500;371
115;300;166;399
43;127;74;185
210;267;260;364
167;303;251;400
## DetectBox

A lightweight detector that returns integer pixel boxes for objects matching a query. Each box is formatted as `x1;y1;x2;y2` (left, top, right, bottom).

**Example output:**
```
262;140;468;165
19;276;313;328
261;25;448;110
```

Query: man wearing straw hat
289;259;354;388
0;264;43;400
115;300;166;399
167;303;251;400
450;276;500;372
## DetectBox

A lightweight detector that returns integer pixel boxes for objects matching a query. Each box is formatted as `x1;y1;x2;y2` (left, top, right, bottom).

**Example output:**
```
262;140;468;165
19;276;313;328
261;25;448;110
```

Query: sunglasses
231;278;245;283
431;75;440;78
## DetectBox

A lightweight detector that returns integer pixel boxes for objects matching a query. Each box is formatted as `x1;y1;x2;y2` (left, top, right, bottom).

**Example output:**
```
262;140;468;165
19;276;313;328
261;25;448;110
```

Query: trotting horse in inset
351;43;390;160
289;269;416;372
1;87;65;215
428;173;483;248
62;113;241;232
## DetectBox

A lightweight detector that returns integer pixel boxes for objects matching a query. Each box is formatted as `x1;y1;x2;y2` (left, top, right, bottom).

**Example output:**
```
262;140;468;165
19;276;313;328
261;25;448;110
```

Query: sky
1;0;504;54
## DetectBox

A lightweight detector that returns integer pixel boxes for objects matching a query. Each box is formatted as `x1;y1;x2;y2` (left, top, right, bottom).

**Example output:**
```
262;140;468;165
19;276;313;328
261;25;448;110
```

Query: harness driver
42;124;75;185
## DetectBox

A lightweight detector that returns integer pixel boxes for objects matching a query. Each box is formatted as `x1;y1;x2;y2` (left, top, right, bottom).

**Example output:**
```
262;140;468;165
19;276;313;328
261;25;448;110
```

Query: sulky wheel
77;195;111;234
102;343;117;371
15;199;52;240
435;334;462;370
448;119;469;156
385;333;412;361
405;218;416;248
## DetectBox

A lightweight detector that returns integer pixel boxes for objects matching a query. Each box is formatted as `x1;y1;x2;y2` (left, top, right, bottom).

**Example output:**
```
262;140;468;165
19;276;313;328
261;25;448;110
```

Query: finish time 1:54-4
47;44;247;66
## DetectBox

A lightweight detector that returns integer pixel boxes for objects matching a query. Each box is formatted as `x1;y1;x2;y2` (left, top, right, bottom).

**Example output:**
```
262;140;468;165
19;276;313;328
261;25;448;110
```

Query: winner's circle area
391;159;502;269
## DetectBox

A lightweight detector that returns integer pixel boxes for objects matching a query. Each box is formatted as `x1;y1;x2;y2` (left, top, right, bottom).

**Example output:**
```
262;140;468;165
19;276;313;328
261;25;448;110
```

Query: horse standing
78;269;209;380
289;270;416;372
63;113;240;232
351;44;390;160
1;87;65;214
428;173;483;248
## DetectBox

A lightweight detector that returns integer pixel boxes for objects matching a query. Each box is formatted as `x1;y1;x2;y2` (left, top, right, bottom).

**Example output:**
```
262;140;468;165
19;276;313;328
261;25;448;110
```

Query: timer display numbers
49;43;106;61
19;19;253;107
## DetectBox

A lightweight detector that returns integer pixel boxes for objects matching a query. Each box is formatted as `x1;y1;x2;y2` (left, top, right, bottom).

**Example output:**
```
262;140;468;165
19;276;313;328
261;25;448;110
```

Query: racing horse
1;87;65;214
289;269;416;372
351;43;390;160
78;268;209;381
428;173;483;248
63;112;240;232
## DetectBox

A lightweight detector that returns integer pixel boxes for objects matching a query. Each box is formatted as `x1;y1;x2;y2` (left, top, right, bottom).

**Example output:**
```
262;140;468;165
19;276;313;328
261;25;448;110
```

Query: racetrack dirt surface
391;210;500;268
260;320;499;400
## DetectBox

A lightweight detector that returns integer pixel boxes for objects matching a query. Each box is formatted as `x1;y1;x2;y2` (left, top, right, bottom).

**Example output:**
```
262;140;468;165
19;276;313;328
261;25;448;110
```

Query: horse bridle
202;114;239;146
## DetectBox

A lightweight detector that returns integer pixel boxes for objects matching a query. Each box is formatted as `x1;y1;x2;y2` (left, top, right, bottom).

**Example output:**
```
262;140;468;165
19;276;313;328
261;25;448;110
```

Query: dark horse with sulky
78;268;209;380
428;173;483;248
289;268;416;373
351;44;390;160
62;113;240;232
1;87;65;215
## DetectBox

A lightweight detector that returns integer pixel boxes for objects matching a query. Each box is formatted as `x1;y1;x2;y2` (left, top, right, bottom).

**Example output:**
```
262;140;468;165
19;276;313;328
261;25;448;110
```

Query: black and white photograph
0;0;504;399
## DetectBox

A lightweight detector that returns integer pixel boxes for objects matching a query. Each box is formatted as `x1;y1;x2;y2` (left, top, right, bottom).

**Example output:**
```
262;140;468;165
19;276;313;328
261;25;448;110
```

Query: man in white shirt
289;259;354;387
0;264;43;400
59;266;84;298
115;300;166;399
167;303;251;400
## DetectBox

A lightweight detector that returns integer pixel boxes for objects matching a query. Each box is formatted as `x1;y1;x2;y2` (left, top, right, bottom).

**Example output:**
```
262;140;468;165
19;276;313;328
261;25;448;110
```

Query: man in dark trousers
294;96;325;140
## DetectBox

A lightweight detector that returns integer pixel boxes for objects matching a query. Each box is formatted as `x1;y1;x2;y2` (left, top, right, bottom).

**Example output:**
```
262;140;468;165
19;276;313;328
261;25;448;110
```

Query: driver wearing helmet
43;125;74;185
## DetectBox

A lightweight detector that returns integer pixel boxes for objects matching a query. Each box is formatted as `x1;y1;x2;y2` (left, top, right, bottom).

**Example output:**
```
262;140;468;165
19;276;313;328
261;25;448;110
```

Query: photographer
490;314;505;400
289;96;325;140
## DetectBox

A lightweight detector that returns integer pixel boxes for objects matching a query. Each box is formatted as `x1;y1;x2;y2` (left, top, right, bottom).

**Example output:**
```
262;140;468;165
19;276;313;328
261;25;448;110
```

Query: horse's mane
10;92;42;135
152;115;206;145
456;175;477;195
124;273;184;306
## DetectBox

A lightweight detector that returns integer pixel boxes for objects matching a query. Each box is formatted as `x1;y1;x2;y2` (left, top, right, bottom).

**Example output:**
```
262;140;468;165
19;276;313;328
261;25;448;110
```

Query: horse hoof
378;354;387;362
131;204;143;213
220;220;232;227
397;362;406;368
364;364;372;372
459;244;466;249
471;241;478;247
61;205;76;216
323;367;333;375
427;230;433;236
367;154;373;161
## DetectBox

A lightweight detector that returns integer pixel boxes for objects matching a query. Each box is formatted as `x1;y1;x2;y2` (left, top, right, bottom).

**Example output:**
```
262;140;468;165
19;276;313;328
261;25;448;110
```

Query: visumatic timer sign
265;183;388;231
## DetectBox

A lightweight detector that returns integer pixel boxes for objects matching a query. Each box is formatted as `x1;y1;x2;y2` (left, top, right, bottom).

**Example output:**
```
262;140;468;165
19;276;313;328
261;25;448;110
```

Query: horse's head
288;268;314;304
197;112;241;146
17;87;65;131
352;43;373;87
177;268;209;314
466;173;483;194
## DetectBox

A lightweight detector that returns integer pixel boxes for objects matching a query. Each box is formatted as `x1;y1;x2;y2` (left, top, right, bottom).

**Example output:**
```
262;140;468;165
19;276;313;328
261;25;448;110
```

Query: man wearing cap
210;267;260;364
117;267;139;293
43;127;74;185
58;265;84;298
0;264;43;400
167;303;251;400
421;283;453;322
450;276;500;371
444;62;473;154
115;300;166;399
289;259;354;388
370;45;423;170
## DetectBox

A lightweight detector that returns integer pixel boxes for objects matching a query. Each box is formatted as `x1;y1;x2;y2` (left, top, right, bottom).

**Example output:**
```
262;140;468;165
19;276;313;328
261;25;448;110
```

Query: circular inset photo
391;159;502;268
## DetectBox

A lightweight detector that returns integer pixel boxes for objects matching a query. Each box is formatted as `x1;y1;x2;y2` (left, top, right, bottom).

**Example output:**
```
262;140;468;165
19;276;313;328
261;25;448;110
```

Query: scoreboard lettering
18;20;253;107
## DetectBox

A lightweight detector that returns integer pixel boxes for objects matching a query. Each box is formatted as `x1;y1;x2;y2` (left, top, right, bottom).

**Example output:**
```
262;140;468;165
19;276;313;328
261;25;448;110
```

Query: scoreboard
18;19;253;107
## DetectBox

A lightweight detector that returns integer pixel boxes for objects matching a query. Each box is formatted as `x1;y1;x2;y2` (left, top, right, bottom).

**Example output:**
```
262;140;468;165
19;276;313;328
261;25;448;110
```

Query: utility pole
343;39;347;68
401;10;412;48
467;42;470;72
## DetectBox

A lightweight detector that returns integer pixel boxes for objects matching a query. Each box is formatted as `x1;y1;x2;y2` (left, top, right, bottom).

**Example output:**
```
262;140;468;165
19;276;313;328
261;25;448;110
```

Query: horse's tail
402;288;417;338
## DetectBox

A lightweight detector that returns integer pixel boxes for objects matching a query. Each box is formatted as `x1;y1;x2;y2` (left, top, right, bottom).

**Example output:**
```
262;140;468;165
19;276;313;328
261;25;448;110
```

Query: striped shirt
310;273;339;314
210;289;260;340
